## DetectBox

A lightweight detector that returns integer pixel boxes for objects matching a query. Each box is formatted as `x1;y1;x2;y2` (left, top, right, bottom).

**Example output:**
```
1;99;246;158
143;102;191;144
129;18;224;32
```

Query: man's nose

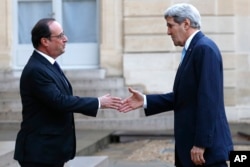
63;35;68;42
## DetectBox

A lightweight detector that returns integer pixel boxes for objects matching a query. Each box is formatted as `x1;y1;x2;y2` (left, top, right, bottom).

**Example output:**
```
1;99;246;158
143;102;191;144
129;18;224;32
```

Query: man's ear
40;37;49;47
184;18;191;30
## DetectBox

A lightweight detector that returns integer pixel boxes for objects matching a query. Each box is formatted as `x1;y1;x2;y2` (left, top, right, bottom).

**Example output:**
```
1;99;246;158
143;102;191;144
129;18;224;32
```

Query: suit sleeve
193;44;224;148
145;92;174;116
28;67;98;117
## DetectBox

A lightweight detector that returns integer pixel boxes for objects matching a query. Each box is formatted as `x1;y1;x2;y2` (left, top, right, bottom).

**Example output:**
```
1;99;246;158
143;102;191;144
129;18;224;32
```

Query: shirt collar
184;30;200;50
35;49;55;65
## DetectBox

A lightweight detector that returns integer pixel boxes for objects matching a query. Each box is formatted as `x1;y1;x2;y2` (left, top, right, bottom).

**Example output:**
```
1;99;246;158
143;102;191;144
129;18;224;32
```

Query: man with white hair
120;3;233;167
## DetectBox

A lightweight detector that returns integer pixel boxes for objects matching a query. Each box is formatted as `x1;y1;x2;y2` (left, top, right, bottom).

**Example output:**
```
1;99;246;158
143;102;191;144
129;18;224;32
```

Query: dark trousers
206;161;228;167
175;151;228;167
175;161;227;167
18;161;64;167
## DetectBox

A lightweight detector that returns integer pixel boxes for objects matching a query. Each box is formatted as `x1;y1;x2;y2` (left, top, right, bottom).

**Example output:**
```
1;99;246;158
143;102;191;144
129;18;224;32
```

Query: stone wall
122;0;250;121
1;0;250;122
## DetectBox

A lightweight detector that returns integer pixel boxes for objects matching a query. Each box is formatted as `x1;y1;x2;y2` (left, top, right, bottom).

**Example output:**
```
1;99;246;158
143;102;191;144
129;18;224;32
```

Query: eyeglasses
50;32;66;39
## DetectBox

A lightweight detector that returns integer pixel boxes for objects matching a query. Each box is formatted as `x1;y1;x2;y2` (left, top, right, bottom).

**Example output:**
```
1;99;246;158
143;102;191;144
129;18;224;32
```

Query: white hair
164;3;201;29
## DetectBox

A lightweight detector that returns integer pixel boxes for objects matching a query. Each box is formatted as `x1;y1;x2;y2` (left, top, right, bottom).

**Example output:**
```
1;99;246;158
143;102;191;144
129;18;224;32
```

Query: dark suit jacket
145;32;233;166
14;51;99;164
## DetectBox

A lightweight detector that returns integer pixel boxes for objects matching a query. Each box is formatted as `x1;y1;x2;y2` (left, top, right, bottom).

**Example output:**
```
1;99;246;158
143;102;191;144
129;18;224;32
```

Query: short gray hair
164;3;201;29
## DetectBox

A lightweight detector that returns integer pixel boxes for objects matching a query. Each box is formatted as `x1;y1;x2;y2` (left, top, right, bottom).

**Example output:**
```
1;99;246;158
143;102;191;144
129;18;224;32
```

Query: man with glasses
14;18;122;167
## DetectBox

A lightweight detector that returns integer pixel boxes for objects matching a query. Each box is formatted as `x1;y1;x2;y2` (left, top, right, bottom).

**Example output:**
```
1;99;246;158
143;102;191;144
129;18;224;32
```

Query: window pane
63;0;97;43
18;1;52;44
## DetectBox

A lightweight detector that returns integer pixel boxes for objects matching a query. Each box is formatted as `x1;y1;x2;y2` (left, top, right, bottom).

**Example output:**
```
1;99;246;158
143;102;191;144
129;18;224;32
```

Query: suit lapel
33;51;72;94
173;32;205;92
47;64;72;94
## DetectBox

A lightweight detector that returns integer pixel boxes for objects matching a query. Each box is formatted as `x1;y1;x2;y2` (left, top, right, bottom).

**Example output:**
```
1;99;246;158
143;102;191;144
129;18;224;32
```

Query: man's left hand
190;146;205;165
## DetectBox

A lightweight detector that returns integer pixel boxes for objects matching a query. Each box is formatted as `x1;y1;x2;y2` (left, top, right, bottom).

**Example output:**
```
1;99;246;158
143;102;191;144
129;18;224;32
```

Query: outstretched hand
119;87;144;112
99;94;122;110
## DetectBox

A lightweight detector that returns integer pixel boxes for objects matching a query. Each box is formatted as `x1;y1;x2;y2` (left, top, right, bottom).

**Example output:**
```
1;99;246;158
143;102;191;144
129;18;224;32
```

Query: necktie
53;61;64;74
181;47;186;62
53;61;69;86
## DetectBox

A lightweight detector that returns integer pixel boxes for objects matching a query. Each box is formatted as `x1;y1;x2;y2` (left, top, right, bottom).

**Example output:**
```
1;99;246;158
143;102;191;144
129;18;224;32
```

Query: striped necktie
181;47;186;62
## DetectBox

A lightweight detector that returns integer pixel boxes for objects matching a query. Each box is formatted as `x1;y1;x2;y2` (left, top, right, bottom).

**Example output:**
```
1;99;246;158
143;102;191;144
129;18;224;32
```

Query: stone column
234;0;250;120
0;0;12;70
100;0;123;76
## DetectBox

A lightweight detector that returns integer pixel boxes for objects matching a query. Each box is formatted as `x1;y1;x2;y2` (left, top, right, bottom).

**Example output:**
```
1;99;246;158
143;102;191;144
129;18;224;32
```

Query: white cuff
143;95;147;109
98;98;101;109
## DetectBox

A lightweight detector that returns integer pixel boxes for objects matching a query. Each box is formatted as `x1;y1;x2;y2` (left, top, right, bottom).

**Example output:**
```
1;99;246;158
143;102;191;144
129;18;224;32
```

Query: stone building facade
0;0;250;124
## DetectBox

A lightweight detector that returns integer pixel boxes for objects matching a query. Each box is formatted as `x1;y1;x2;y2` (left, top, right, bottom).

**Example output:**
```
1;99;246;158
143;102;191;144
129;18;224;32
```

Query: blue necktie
181;47;186;62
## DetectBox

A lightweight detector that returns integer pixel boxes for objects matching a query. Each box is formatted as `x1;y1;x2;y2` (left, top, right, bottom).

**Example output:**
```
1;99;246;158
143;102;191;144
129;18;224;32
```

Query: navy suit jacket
14;51;99;164
145;32;233;166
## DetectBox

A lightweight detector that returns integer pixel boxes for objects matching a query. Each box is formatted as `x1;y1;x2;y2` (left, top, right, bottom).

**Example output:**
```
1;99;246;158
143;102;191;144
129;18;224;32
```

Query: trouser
175;161;227;167
205;161;228;167
18;161;64;167
175;152;227;167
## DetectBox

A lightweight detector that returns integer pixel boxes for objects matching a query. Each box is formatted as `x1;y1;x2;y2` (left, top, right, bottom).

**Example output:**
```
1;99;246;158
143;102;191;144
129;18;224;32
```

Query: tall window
63;0;97;43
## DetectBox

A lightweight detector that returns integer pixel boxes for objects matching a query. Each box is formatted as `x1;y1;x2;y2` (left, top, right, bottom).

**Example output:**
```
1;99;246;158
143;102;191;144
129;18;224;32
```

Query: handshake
98;87;143;112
